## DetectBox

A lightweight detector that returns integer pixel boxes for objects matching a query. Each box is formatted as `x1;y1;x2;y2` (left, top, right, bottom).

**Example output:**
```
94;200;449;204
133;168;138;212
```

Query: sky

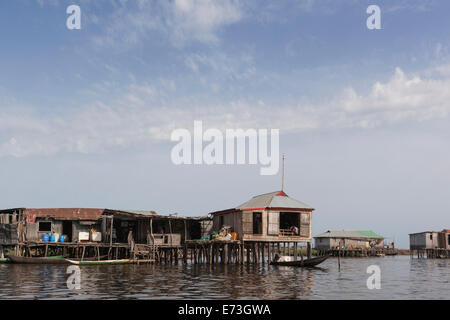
1;0;450;248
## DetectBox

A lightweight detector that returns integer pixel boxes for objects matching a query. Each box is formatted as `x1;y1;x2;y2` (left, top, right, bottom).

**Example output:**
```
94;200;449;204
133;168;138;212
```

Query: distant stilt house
409;229;450;250
210;191;314;242
314;230;384;250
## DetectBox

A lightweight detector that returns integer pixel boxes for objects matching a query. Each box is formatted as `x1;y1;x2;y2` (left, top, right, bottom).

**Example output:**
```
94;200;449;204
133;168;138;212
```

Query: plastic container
78;232;90;241
42;234;50;242
59;235;65;243
231;232;238;241
54;233;60;242
91;232;102;242
49;234;55;242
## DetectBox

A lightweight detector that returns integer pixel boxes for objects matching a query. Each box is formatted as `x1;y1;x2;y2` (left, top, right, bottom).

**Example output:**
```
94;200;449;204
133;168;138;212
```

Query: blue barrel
42;234;50;242
59;235;65;243
50;234;55;242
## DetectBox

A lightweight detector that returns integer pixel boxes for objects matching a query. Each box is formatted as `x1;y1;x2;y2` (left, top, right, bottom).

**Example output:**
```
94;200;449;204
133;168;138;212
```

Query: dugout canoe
269;255;329;267
6;255;70;265
66;259;132;266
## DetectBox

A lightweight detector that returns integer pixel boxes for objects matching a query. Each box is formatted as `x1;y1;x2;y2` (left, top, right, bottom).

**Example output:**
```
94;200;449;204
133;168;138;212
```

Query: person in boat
273;253;292;262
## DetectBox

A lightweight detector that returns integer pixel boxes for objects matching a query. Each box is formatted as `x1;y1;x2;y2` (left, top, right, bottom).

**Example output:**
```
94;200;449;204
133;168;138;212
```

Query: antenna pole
281;154;285;191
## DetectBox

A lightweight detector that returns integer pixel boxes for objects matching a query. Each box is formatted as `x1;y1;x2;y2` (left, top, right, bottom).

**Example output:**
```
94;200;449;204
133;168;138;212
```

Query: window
279;212;302;236
39;221;52;232
218;215;224;228
430;234;433;240
280;212;299;230
252;212;262;235
448;235;450;246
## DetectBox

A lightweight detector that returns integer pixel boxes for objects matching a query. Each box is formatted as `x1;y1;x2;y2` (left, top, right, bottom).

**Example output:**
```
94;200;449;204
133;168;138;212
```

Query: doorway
62;221;73;242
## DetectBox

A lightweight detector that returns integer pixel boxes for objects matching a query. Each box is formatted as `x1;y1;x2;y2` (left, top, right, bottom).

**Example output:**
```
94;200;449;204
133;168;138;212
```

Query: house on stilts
189;190;316;264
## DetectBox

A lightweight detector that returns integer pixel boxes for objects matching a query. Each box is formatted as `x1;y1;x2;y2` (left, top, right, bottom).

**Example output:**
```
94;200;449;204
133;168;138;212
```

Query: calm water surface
0;256;448;299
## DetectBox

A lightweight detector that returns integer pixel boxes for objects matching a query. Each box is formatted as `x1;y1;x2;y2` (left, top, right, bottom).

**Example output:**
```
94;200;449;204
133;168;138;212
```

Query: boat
6;255;70;265
270;255;329;267
66;259;133;266
0;257;9;263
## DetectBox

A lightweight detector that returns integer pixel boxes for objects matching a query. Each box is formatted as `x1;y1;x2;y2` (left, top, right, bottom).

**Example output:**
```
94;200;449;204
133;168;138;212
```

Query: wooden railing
279;229;297;236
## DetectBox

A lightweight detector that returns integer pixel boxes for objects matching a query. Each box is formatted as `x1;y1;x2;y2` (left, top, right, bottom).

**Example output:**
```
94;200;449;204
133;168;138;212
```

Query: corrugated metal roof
236;191;314;210
314;230;384;240
107;209;209;220
0;208;25;213
24;208;105;221
353;230;384;239
118;210;157;217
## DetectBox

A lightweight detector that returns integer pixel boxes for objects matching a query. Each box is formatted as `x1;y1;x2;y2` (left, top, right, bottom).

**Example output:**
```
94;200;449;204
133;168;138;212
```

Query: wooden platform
183;240;313;265
13;240;315;265
317;248;399;257
16;241;133;261
411;249;450;259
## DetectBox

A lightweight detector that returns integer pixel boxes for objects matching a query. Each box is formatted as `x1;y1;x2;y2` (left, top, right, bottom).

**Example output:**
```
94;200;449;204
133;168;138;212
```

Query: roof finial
281;154;285;191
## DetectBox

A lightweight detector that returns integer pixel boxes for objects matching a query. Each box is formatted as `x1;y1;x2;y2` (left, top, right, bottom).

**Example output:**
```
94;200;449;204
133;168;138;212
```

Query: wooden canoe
66;259;132;266
6;255;70;265
270;255;329;267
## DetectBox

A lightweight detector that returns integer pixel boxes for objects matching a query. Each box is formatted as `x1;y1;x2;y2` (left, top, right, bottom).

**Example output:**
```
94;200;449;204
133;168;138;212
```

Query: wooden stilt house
210;190;314;242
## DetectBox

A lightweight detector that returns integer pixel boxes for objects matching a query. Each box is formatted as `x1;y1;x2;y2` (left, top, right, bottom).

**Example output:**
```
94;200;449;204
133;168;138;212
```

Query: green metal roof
353;230;384;239
314;230;384;240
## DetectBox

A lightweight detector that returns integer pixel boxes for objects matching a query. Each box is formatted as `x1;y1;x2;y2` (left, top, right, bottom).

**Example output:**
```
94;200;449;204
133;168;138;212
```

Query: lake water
0;255;448;299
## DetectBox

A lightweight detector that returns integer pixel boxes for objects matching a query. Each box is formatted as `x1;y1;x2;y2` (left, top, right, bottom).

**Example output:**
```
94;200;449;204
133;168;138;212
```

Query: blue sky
1;0;450;247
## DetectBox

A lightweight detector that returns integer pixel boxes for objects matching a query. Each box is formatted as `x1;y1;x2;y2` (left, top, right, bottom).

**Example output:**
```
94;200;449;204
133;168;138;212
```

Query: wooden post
168;219;173;247
338;241;341;272
294;242;298;261
208;243;213;264
246;243;250;264
261;243;265;264
110;216;114;247
194;245;197;264
224;243;229;264
183;244;187;264
307;242;312;259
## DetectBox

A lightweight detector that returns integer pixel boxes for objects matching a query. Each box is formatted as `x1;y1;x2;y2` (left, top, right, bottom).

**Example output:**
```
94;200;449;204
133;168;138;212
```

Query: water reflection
0;256;448;300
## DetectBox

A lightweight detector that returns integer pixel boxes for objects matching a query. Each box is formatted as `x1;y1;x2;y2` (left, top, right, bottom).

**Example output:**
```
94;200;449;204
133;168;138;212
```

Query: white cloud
91;0;244;48
1;66;450;157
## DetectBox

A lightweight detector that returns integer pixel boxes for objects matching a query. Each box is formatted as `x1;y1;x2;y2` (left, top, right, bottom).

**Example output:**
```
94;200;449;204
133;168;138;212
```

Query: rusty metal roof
24;208;105;221
14;208;211;222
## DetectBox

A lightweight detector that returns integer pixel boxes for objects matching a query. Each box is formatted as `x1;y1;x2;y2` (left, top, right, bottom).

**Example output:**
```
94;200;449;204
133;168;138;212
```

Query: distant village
1;190;449;263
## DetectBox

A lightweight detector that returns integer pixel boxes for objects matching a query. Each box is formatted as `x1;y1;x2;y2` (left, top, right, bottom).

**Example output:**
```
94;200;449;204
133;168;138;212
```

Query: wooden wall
213;210;312;242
